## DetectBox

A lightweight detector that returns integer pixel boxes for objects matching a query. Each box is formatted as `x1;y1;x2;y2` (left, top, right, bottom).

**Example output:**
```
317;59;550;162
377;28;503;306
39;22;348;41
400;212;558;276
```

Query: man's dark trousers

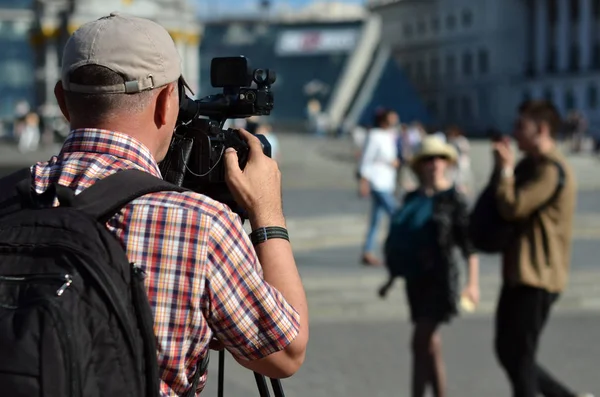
494;285;576;397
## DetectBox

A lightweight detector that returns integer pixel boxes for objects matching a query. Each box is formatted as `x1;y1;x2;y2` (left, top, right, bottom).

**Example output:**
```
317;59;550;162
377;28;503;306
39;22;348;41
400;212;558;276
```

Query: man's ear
538;121;552;138
155;83;176;127
54;81;70;121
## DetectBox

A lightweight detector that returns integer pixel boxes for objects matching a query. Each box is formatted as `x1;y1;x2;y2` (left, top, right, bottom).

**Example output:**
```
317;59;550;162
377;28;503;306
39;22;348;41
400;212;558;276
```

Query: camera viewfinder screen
210;57;250;88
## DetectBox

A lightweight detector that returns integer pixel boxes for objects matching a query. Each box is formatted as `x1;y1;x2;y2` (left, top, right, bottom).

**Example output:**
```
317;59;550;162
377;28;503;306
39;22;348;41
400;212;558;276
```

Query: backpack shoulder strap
0;167;35;217
539;159;566;211
72;169;189;223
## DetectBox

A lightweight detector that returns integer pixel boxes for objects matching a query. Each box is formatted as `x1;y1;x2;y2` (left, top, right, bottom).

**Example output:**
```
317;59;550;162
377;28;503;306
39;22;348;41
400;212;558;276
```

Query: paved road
201;313;600;396
1;136;599;395
2;135;599;317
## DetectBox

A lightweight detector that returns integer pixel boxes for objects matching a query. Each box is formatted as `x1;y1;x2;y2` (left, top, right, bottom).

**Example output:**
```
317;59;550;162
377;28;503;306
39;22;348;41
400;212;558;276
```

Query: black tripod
217;350;285;397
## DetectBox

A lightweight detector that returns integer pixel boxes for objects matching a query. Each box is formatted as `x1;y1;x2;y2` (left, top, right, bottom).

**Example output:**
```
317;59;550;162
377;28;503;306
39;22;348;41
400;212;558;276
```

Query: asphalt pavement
202;313;600;396
1;134;599;395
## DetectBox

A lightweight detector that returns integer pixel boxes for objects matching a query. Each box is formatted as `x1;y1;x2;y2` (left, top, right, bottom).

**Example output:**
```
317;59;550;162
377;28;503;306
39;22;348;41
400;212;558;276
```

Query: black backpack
468;161;565;254
0;168;208;397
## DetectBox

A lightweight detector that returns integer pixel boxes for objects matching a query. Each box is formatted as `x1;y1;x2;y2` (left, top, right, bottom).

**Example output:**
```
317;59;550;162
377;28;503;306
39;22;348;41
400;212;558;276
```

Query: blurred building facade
0;0;201;120
370;0;600;135
31;0;202;112
522;0;600;126
0;0;36;119
199;3;433;132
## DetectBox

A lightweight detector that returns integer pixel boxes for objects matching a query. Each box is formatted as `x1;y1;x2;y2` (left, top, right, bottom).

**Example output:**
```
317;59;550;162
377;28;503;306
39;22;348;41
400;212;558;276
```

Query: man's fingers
237;128;264;154
209;339;225;351
224;148;242;178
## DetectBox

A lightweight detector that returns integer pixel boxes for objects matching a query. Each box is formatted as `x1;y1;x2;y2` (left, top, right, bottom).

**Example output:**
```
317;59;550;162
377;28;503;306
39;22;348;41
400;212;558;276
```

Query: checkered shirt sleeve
205;208;301;359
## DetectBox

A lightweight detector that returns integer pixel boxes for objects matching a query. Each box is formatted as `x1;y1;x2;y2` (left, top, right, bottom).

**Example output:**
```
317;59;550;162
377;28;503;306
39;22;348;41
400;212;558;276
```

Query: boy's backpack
384;190;438;279
468;161;565;254
0;168;208;397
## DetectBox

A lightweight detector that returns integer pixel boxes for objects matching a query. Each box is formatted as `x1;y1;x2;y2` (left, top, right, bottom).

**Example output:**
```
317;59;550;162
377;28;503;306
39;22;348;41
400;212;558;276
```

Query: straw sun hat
410;135;458;170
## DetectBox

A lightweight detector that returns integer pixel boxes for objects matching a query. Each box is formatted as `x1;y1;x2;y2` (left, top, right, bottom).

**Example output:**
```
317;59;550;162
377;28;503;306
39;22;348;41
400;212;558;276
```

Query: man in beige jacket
493;100;591;397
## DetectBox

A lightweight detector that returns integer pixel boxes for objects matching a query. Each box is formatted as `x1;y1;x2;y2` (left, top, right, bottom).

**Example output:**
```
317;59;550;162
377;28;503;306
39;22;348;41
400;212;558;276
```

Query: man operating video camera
13;12;308;396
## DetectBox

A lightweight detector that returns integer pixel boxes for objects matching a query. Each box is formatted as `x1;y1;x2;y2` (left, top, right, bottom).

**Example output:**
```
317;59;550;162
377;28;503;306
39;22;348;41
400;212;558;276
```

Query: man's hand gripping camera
159;56;276;218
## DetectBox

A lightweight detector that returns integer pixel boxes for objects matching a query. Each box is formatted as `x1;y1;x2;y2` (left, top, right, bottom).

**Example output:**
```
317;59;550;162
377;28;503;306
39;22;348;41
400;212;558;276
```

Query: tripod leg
270;378;286;397
254;372;271;397
218;350;225;397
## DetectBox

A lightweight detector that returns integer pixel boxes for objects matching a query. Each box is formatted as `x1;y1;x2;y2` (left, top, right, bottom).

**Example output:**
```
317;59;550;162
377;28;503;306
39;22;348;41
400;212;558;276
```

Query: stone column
185;36;200;98
555;0;570;72
45;38;59;106
579;0;593;70
534;0;548;74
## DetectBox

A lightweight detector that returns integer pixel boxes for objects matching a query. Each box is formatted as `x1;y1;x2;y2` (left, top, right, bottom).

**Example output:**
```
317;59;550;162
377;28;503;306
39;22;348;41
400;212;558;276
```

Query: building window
0;60;31;87
446;14;457;30
417;20;426;35
548;0;558;24
461;96;472;117
543;87;554;103
525;61;535;77
430;57;440;79
446;54;456;78
403;23;414;38
431;17;440;32
593;43;600;69
564;89;576;110
587;84;598;108
427;99;438;116
478;49;489;74
570;0;579;22
547;47;557;73
462;9;473;27
404;63;413;79
569;44;579;71
462;52;473;75
446;97;457;118
416;60;426;80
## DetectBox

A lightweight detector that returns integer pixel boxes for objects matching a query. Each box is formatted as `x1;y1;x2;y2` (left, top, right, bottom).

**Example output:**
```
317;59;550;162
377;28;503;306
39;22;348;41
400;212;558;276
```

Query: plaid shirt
31;129;300;396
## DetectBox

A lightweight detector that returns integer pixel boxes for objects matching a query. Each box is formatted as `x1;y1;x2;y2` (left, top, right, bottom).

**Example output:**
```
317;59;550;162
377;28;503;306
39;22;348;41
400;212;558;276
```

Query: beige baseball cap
61;12;183;94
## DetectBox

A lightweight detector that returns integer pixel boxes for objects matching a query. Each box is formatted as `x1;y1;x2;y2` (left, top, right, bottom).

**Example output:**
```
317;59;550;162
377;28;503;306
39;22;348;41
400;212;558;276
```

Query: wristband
250;226;289;246
501;167;514;178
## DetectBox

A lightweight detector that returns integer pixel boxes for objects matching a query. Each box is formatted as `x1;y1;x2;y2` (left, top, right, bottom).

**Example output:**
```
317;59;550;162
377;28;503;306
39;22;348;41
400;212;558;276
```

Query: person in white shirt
256;123;280;163
358;109;400;266
18;112;41;153
446;126;474;197
405;122;426;155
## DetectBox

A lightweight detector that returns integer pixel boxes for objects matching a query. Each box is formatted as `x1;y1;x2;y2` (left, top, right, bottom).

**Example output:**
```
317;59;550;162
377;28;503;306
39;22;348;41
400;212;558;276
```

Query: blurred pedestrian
445;125;473;197
398;121;425;192
11;99;30;142
381;135;479;397
358;108;400;266
493;100;592;397
18;112;41;153
306;99;328;137
256;123;280;163
564;110;587;153
351;123;369;161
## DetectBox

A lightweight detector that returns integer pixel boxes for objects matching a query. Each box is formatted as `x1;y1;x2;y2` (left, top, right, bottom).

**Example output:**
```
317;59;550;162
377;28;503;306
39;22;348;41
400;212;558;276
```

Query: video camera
159;56;276;217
